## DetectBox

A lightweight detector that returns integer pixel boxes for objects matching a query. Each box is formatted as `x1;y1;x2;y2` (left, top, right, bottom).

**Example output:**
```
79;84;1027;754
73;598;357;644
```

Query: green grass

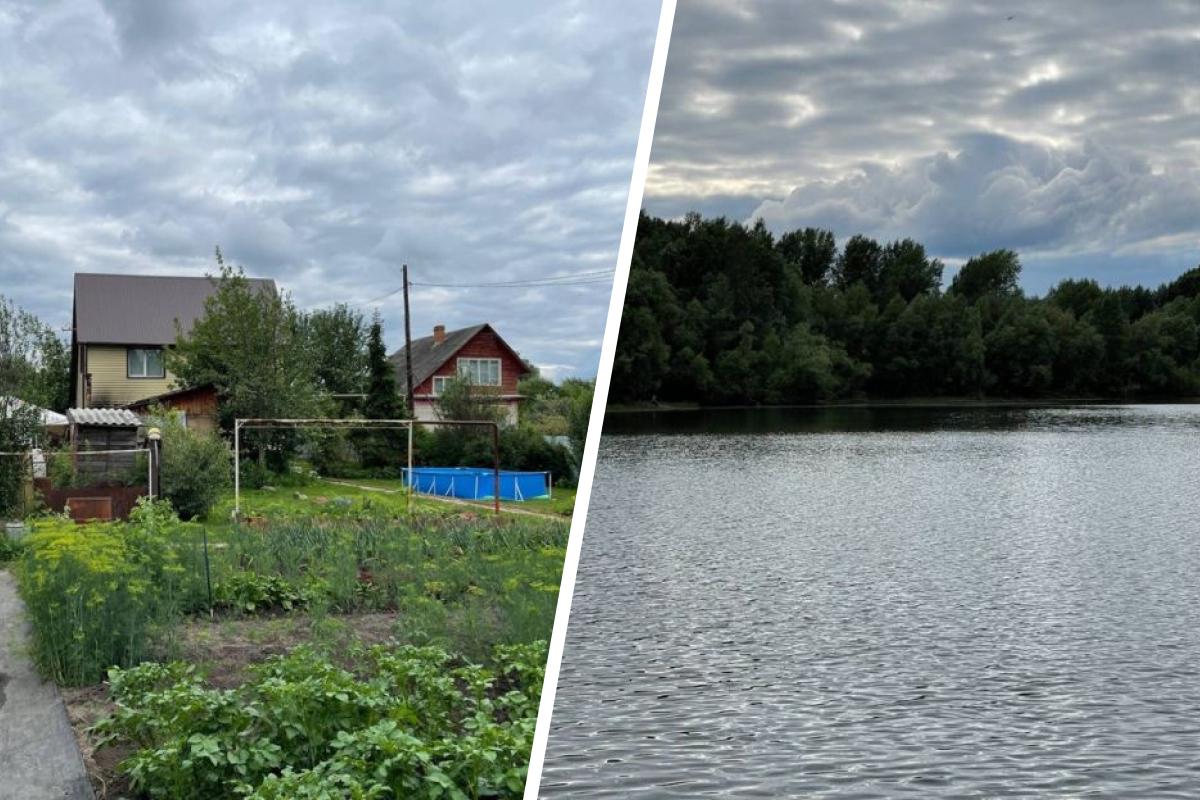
203;480;449;525
328;478;578;518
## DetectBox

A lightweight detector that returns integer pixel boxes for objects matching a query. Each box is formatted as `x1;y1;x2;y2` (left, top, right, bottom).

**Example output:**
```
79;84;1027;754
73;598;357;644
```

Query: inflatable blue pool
402;467;551;502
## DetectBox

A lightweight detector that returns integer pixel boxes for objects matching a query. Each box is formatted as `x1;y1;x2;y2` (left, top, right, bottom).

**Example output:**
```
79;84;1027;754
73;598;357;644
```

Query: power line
361;286;405;305
345;268;613;309
413;270;616;289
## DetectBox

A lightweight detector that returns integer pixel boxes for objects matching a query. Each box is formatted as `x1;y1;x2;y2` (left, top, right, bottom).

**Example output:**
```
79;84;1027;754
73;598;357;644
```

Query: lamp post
146;427;162;500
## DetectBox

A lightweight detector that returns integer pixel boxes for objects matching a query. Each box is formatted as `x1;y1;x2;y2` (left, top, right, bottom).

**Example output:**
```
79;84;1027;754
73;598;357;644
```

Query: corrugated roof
388;324;489;388
68;408;143;427
74;273;277;345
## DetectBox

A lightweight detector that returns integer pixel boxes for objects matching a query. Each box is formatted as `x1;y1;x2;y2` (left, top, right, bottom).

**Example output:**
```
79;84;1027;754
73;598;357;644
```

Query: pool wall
402;467;551;501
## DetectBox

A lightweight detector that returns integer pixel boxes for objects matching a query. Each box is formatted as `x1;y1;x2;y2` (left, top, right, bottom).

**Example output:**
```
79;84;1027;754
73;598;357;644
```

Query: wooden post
402;264;416;414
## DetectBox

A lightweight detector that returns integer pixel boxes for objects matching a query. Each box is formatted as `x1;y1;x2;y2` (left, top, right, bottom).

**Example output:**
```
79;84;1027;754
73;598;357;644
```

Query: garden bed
13;493;566;798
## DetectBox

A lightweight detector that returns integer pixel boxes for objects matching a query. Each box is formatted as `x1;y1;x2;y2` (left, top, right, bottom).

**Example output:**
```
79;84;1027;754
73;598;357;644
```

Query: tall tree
777;227;837;286
305;304;369;398
362;314;404;420
169;250;324;467
877;238;943;302
948;249;1022;303
835;235;883;293
357;314;405;468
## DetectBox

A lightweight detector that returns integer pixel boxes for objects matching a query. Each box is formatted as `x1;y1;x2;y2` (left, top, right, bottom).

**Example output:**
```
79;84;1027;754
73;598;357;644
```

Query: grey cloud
0;0;657;378
646;0;1200;289
752;134;1200;259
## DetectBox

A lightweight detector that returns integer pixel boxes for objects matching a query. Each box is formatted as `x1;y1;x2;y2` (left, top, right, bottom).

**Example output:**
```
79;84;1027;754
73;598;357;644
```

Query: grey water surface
541;405;1200;798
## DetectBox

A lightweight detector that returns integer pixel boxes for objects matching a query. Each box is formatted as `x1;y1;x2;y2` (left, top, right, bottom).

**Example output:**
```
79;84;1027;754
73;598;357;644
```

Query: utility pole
402;264;415;414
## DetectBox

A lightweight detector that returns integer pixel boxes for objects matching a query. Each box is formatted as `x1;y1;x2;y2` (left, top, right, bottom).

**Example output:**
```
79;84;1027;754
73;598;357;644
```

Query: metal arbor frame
232;417;503;517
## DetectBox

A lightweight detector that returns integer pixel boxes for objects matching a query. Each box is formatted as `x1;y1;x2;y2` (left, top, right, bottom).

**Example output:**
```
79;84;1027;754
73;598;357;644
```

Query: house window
431;376;449;396
127;347;165;379
458;358;501;386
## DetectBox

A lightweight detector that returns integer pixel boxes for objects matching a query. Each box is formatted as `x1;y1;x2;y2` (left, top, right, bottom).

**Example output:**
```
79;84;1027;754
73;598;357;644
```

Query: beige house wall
412;397;520;427
84;345;176;407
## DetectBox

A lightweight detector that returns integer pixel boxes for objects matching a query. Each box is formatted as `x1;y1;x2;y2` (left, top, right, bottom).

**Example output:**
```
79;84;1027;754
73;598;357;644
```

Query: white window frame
127;347;165;379
431;376;450;396
457;357;501;387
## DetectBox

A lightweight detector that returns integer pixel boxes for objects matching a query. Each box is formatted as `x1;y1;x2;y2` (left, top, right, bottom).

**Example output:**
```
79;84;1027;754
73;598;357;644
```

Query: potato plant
96;642;547;799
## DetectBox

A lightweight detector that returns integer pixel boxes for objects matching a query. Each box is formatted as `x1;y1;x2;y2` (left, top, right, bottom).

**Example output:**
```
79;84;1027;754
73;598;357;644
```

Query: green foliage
0;533;26;563
356;314;407;469
436;377;505;424
214;571;314;614
144;410;232;519
616;212;1200;403
98;641;547;800
1;295;67;516
213;516;565;656
16;500;207;684
305;304;369;398
777;226;837;286
948;249;1023;302
168;252;325;469
40;447;148;489
363;314;404;421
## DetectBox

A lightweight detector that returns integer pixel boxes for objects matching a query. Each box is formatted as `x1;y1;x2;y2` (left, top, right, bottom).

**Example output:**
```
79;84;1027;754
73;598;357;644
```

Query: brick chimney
433;324;446;344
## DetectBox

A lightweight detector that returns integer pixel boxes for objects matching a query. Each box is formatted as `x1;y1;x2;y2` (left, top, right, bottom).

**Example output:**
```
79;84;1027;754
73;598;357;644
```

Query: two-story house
70;273;276;410
389;323;533;424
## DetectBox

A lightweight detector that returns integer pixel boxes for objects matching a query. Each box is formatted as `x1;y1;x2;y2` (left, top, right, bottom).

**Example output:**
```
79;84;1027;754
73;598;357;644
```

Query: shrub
153;412;231;520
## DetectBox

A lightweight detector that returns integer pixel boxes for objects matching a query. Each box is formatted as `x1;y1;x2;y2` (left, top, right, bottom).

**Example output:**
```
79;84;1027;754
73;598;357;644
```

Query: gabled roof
388;323;531;388
73;273;277;345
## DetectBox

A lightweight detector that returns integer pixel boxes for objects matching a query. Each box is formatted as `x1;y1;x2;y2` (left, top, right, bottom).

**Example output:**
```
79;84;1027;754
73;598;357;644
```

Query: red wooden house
389;323;533;424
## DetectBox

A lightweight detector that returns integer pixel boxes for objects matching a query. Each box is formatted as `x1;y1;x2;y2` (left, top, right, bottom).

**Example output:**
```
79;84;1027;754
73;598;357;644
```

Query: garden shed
67;407;143;485
69;407;142;447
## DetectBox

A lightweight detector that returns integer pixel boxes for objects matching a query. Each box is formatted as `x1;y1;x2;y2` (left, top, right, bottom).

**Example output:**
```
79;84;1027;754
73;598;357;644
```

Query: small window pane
144;348;164;377
128;348;165;378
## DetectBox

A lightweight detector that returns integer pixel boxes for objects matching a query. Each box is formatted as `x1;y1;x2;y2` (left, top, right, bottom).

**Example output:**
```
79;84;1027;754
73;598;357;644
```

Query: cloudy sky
0;0;658;379
646;0;1200;294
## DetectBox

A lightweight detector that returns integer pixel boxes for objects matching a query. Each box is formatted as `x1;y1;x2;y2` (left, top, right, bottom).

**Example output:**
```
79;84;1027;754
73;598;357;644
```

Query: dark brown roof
388;323;532;388
388;324;487;388
73;273;277;345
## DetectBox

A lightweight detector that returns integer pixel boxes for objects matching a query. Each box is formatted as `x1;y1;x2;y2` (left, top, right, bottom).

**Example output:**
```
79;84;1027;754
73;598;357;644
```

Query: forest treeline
612;212;1200;404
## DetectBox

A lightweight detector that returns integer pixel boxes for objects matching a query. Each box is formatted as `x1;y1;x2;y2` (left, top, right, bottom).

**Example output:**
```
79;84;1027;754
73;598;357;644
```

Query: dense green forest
612;212;1200;405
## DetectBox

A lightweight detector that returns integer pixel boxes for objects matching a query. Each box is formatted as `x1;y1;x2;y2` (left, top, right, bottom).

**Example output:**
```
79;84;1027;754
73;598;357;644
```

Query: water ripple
542;405;1200;798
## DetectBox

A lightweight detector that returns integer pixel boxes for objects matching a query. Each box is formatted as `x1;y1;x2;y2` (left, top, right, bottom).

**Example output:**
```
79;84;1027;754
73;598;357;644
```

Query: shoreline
605;397;1200;414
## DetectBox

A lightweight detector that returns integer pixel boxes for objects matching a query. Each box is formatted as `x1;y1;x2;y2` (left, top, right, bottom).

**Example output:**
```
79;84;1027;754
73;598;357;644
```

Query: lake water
540;405;1200;798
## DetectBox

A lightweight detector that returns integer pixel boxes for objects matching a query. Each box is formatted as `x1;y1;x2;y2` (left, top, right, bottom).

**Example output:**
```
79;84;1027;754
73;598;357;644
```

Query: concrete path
0;570;93;800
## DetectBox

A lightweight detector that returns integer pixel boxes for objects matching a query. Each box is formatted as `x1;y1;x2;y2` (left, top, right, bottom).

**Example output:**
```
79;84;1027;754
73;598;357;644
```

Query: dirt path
321;479;568;522
0;570;93;799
